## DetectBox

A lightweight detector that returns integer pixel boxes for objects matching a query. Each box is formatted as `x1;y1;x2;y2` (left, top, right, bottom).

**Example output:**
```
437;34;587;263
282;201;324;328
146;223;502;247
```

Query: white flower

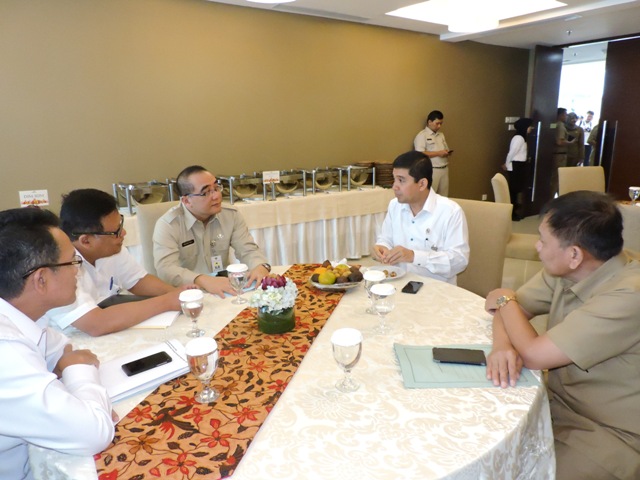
249;276;298;314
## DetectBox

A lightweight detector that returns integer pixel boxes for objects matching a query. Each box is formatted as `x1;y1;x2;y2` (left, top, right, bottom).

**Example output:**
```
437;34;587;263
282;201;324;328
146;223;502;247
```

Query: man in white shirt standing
0;207;114;480
47;189;189;336
413;110;453;196
371;151;470;284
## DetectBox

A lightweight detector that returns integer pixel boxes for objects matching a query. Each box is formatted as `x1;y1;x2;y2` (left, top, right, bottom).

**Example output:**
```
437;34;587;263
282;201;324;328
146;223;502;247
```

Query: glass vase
257;306;295;334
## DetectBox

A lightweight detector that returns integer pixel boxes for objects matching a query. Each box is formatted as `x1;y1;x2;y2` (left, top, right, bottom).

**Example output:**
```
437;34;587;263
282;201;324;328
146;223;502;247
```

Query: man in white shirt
413;110;453;196
47;189;189;336
371;151;470;284
0;207;114;480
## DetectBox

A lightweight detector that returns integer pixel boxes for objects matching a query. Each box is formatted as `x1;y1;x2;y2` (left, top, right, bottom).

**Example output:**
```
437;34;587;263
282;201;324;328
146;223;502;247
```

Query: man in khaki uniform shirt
484;191;640;480
153;165;270;298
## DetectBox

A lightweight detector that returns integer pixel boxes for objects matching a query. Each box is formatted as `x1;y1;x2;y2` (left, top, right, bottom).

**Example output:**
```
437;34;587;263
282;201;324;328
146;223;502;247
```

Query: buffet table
122;187;395;265
30;265;554;479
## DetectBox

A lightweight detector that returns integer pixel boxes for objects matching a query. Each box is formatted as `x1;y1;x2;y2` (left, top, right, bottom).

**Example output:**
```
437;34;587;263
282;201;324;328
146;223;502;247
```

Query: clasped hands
371;245;414;265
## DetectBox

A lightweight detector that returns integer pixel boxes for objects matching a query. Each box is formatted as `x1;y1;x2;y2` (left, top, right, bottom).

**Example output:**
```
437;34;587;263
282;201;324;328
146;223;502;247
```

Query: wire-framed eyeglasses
184;183;223;198
22;254;83;279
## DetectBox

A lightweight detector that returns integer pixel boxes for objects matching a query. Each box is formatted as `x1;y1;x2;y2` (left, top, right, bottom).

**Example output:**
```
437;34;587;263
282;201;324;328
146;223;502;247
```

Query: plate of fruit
309;260;364;291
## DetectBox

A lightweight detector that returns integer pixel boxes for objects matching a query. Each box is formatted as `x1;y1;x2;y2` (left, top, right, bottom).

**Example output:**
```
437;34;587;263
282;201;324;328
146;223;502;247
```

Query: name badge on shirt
182;239;195;247
211;255;223;274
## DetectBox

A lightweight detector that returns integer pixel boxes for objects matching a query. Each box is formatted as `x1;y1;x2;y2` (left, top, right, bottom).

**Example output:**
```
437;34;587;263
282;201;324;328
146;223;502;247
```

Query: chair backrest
136;201;180;275
491;172;511;204
452;198;513;298
619;203;640;254
558;166;605;196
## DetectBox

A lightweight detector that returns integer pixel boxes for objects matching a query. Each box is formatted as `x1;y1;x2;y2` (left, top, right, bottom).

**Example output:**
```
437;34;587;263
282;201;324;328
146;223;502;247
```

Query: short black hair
427;110;444;123
514;118;532;137
0;207;61;299
176;165;209;196
60;189;118;241
557;107;567;117
392;151;433;187
541;191;623;261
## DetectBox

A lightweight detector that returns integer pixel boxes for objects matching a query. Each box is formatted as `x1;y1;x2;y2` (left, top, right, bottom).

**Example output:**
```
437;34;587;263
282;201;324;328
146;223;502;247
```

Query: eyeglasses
71;215;125;238
22;255;83;279
185;183;223;198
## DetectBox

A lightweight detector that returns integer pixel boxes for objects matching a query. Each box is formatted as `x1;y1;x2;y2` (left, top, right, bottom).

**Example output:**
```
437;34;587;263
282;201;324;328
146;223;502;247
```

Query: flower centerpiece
249;274;298;334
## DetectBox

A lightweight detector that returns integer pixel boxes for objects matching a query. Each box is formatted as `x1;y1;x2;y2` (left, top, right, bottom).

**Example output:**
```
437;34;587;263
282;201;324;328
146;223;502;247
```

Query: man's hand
246;264;269;289
485;288;517;315
194;275;234;299
486;344;523;388
54;345;100;377
371;244;389;262
378;246;414;265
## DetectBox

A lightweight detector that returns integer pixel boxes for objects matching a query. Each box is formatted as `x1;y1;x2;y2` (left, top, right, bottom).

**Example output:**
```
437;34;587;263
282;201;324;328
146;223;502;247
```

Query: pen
109;276;114;291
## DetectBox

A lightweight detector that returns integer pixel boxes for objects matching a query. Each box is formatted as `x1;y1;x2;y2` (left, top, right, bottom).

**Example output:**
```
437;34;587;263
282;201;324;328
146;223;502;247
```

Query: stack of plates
374;162;394;187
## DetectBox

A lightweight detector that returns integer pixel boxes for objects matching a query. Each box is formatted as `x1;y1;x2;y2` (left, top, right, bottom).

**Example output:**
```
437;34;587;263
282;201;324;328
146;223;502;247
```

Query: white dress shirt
0;299;114;480
46;248;147;330
504;135;527;171
376;190;469;284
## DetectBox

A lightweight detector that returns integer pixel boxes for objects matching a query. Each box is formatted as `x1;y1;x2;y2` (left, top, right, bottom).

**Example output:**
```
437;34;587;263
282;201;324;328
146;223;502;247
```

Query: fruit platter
309;260;364;291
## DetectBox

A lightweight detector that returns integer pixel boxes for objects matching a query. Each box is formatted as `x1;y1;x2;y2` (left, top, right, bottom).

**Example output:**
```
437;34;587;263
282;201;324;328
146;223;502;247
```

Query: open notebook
99;339;189;402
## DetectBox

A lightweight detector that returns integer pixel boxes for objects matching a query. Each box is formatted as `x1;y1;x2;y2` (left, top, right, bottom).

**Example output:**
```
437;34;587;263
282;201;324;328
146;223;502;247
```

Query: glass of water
227;263;249;304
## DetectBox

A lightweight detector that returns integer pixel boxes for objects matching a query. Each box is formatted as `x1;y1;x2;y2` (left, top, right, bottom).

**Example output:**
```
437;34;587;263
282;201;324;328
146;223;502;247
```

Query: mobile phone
432;347;486;366
121;351;173;377
401;281;423;294
447;150;454;154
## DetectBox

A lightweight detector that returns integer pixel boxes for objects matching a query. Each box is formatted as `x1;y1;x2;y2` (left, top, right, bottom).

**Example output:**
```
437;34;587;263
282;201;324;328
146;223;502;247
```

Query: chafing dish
112;180;176;215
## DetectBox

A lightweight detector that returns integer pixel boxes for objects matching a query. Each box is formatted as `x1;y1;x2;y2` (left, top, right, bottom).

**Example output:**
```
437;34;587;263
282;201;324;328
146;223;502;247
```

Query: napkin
394;343;539;388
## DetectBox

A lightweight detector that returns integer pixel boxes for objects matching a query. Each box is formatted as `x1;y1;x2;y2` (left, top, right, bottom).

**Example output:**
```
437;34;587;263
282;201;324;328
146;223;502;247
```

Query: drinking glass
370;283;396;334
227;263;249;305
185;337;220;403
629;186;640;206
180;289;205;338
331;328;363;392
363;269;386;314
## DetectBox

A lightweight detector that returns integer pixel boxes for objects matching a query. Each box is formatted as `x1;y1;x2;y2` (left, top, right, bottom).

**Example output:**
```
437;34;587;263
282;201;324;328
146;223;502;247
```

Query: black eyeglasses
22;255;83;279
184;183;223;198
71;215;125;238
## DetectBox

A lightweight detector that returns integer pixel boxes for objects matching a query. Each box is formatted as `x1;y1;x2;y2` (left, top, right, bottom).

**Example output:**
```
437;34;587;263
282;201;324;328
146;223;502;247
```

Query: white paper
130;311;180;329
99;339;189;402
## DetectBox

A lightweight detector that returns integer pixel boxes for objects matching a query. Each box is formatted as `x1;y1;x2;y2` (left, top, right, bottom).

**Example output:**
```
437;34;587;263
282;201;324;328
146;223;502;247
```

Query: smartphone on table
432;347;486;366
121;351;173;377
401;281;423;294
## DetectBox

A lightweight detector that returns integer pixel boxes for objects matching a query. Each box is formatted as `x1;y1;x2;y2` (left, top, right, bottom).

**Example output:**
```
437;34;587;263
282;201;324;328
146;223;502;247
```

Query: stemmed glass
180;289;205;338
331;328;363;392
227;263;249;304
363;270;386;314
370;283;396;334
628;186;640;206
185;337;220;404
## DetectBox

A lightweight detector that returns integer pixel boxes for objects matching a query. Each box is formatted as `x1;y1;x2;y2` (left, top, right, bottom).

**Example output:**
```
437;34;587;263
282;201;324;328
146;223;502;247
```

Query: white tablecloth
30;267;555;480
122;187;395;266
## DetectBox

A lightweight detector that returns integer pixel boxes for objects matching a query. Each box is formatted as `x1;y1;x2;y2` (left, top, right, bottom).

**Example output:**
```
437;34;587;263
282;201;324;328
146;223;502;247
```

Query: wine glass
180;289;205;338
331;327;363;392
227;263;249;304
363;269;386;314
185;337;220;403
629;186;640;206
370;283;396;334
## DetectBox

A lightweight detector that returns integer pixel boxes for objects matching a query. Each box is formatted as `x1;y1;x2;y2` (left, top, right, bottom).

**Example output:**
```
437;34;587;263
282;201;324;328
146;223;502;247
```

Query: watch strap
260;263;272;272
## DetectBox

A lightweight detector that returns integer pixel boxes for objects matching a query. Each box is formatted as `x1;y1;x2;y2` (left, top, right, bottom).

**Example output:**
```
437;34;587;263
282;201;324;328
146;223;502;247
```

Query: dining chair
136;201;179;275
558;166;605;196
619;203;640;253
452;198;512;298
490;172;511;204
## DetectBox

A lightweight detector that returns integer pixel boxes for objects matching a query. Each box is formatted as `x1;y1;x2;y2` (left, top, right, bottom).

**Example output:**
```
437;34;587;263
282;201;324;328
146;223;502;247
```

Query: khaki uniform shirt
414;127;449;168
153;203;268;286
517;252;640;479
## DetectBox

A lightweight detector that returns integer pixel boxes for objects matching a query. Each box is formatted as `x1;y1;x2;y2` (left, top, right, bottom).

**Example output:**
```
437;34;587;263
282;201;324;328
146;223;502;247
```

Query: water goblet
331;327;363;392
628;186;640;206
185;337;220;403
180;289;205;338
227;263;249;305
370;283;396;335
363;269;386;314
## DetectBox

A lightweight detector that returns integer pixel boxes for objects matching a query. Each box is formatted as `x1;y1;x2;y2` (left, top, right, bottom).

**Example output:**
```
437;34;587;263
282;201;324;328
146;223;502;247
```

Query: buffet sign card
262;170;281;184
19;189;49;207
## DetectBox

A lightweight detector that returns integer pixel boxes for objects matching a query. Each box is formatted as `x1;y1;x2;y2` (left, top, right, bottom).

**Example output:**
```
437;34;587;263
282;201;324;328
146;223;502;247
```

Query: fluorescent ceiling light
387;0;566;33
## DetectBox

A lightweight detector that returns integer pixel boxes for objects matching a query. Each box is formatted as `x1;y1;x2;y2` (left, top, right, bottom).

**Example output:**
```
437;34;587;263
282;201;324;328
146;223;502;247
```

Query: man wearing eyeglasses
0;207;115;479
154;165;270;297
46;189;189;336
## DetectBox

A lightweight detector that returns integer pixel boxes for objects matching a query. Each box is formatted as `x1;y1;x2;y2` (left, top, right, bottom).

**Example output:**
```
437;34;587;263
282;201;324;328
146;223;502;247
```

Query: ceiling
206;0;640;56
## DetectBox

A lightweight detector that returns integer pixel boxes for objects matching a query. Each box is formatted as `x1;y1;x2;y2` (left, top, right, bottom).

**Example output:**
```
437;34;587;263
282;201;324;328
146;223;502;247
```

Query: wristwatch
496;295;517;310
260;263;272;272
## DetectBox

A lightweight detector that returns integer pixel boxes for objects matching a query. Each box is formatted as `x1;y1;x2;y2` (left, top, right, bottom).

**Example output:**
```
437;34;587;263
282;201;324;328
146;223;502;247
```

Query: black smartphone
121;351;173;377
401;281;423;294
432;347;486;366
